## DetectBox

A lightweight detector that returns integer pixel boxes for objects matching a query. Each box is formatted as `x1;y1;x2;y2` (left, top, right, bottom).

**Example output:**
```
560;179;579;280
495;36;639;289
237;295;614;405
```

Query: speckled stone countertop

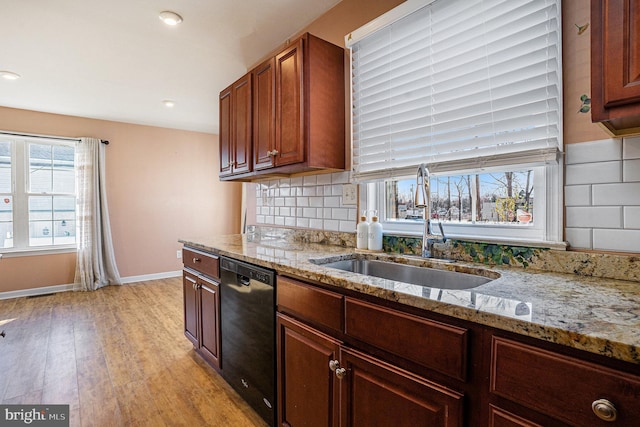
180;232;640;366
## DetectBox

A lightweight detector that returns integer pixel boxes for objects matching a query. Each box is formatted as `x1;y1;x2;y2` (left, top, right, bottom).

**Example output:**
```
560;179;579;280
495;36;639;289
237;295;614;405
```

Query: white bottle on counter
356;215;369;250
368;216;383;251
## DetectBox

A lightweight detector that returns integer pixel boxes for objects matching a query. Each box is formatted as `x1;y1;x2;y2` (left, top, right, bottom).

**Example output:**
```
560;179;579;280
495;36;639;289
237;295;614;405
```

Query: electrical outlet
342;183;357;205
176;250;182;259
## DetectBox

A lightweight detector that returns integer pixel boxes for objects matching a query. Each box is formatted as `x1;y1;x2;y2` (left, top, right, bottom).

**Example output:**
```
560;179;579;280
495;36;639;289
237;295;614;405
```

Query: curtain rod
0;131;109;145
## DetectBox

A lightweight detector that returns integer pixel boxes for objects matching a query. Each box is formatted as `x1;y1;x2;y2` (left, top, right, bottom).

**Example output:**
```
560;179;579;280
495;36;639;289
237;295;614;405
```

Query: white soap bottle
356;215;369;250
368;216;383;251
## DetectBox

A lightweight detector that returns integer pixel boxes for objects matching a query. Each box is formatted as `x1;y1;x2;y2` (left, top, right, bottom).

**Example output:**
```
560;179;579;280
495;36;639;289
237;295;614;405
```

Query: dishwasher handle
238;275;251;286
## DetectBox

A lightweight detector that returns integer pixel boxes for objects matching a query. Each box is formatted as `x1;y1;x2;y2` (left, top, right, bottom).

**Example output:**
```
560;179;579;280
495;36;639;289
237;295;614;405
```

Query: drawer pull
192;257;201;263
592;399;617;422
335;367;347;379
329;359;340;372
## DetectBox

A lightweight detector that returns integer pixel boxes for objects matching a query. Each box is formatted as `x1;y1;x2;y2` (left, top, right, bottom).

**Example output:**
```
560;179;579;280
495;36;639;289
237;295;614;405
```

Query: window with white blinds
347;0;562;181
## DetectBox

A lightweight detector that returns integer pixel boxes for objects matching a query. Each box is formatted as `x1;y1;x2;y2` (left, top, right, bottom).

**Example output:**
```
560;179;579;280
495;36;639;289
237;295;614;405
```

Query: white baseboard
120;270;182;284
0;270;182;300
0;283;75;300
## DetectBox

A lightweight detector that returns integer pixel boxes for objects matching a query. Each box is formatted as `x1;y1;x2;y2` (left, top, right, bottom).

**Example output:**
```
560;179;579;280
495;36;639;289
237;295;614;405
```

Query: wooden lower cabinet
489;335;640;426
488;406;543;427
276;306;463;426
340;347;463;426
183;269;221;370
277;314;340;427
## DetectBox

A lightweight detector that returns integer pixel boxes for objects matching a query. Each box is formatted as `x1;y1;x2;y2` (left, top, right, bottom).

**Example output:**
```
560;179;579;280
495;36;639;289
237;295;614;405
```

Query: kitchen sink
320;258;493;290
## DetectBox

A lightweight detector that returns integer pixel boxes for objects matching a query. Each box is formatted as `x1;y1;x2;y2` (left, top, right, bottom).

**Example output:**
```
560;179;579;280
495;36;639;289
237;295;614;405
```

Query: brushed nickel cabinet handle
193;257;201;263
592;399;617;422
335;367;347;379
329;360;340;372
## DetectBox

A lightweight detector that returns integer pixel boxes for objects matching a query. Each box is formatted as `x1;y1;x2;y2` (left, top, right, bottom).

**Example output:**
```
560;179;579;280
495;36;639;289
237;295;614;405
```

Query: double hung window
347;0;563;244
0;134;76;252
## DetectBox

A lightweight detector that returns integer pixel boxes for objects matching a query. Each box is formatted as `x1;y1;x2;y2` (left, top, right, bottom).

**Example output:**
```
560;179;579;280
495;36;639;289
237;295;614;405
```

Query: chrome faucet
414;164;446;258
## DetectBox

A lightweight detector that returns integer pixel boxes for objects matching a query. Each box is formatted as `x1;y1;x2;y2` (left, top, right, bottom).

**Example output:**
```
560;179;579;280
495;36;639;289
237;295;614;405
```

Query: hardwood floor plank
0;277;268;426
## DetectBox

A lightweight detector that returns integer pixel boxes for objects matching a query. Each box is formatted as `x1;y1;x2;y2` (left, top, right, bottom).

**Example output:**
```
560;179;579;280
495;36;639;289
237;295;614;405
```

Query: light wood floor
0;277;268;427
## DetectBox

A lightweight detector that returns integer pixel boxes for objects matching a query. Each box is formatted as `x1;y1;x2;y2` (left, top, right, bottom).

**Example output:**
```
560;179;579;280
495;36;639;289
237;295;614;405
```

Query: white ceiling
0;0;342;134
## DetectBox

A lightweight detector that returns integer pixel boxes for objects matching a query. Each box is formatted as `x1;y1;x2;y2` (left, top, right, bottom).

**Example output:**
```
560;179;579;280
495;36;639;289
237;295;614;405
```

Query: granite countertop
180;232;640;366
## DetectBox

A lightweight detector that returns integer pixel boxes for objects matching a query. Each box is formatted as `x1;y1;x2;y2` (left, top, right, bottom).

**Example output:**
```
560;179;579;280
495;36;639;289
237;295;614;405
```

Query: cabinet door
219;86;233;177
488;406;544;427
183;271;199;346
340;348;464;427
275;38;305;167
253;58;275;171
277;314;340;427
232;74;252;174
198;277;221;370
596;0;640;108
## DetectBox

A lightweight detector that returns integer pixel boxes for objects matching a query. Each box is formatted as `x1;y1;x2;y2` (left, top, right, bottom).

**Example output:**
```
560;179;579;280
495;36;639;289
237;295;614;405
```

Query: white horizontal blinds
350;0;561;181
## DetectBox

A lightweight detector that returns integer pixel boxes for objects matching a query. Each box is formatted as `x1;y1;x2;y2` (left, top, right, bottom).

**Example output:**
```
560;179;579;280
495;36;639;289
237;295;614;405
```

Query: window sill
0;246;77;258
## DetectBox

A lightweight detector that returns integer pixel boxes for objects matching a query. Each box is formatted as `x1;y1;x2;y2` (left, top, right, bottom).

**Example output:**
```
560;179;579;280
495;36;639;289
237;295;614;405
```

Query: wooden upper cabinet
218;74;252;177
218;86;233;177
253;58;276;171
275;38;306;167
591;0;640;135
232;74;252;175
221;32;345;181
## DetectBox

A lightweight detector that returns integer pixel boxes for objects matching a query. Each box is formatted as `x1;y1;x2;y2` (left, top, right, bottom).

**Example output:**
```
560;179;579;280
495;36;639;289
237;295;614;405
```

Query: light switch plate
176;250;182;259
342;184;357;205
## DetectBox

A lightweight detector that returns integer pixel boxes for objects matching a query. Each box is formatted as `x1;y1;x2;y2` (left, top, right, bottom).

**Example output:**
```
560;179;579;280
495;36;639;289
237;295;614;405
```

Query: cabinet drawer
277;276;343;334
344;297;468;381
183;247;219;280
490;336;640;426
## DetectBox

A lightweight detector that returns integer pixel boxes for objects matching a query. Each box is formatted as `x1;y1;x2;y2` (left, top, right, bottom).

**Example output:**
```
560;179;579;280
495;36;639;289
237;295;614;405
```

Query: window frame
0;135;77;256
363;162;563;246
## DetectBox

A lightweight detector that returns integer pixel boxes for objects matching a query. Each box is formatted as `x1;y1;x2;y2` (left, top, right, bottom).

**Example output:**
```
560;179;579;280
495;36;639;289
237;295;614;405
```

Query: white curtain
74;137;121;291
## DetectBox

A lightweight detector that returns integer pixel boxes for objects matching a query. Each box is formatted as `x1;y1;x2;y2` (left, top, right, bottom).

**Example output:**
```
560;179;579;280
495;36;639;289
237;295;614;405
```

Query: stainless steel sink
321;259;492;290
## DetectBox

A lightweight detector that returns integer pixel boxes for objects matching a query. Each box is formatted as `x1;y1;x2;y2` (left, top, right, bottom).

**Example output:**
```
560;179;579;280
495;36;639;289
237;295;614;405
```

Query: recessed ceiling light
163;100;175;108
159;11;183;26
0;71;21;80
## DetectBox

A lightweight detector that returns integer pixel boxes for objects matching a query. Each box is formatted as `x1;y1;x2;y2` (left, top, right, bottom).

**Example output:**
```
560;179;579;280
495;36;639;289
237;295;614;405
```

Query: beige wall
0;106;242;293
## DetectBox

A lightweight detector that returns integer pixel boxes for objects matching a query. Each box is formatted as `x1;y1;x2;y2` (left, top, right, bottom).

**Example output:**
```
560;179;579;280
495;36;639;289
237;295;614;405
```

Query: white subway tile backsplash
565;139;621;164
303;207;317;218
624;136;640;159
254;172;357;233
332;171;350;184
339;220;355;232
332;208;349;220
624;207;640;229
565;206;622;228
565;228;592;249
592;183;640;206
309;197;324;207
593;229;640;252
325;196;341;207
309;218;323;229
565;162;622;185
564;185;591;206
316;174;332;185
623;159;640;182
324;219;340;231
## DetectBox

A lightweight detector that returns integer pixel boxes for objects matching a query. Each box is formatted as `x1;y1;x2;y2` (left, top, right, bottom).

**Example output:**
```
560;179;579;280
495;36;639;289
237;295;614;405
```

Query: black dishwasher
219;256;276;426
